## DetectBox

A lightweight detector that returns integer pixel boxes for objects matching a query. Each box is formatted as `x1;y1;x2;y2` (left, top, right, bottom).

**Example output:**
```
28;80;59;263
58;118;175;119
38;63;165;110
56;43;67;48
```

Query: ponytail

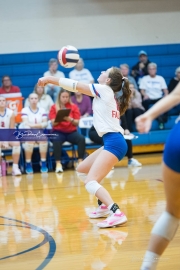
116;79;131;115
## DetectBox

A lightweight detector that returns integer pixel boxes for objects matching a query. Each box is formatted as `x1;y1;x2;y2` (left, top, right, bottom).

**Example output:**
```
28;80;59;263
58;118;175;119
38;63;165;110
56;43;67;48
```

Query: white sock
41;159;46;162
13;163;18;169
26;159;31;163
141;251;160;270
108;203;121;214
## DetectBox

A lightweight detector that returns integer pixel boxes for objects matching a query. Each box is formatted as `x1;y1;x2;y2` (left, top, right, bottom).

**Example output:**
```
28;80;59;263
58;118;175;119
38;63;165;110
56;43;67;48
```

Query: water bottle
1;153;7;176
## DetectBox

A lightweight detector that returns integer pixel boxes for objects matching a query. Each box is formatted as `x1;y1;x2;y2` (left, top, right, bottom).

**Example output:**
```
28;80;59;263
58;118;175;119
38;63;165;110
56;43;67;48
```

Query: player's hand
135;114;152;133
38;77;48;87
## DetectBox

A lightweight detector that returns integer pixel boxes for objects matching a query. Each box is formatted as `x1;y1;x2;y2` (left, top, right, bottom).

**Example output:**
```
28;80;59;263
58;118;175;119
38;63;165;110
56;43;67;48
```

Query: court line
0;216;56;269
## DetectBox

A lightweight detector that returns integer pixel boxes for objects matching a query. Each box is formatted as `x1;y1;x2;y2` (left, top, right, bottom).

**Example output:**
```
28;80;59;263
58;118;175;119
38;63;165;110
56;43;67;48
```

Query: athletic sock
141;251;160;270
108;203;121;214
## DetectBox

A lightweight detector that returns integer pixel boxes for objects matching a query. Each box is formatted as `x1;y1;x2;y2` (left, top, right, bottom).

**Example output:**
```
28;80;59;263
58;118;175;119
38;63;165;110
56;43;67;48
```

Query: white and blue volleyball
58;45;79;68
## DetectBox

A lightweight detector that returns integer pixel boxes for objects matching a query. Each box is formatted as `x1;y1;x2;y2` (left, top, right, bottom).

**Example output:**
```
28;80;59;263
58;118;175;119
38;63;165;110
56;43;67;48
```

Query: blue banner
0;129;60;141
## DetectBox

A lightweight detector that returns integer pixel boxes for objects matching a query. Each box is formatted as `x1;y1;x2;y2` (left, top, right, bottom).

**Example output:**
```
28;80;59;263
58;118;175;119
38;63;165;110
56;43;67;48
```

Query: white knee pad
85;180;102;195
24;143;34;153
76;172;87;182
152;211;179;241
39;142;48;154
12;145;21;155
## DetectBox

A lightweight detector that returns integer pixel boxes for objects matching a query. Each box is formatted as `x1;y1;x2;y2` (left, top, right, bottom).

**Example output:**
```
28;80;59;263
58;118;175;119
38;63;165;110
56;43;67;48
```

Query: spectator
21;93;48;174
71;92;92;117
49;89;85;173
89;121;142;167
43;58;65;102
139;63;168;129
120;64;138;89
69;58;94;83
0;96;21;176
24;84;54;113
168;67;180;115
168;66;180;93
125;83;145;132
131;50;151;86
0;75;22;97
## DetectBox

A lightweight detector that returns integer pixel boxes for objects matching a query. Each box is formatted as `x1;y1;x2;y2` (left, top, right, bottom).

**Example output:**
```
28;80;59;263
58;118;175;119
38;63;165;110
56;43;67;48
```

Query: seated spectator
49;89;85;173
24;84;54;113
0;75;22;97
131;51;151;86
125;83;145;132
89;120;142;167
69;58;94;83
43;58;65;102
139;63;168;129
168;67;180;115
0;96;21;176
21;93;48;174
120;64;138;89
71;92;92;117
168;66;180;93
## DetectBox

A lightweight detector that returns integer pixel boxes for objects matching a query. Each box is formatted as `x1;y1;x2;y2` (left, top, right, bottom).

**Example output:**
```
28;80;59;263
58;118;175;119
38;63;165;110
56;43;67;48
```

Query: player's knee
151;211;179;241
85;180;102;195
24;143;34;152
39;142;48;154
12;145;21;155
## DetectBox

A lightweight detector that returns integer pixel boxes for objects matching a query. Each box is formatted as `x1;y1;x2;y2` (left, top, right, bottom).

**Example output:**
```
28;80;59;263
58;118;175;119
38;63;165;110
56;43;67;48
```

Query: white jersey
21;107;47;124
0;108;14;128
89;84;124;137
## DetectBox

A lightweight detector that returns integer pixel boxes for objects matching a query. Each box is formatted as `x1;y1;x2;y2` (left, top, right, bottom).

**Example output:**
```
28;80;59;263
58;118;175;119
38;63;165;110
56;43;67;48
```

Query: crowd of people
0;51;179;175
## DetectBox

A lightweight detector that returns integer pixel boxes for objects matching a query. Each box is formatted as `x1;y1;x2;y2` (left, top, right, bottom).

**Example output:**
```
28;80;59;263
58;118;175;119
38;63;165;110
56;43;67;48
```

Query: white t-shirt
0;108;13;128
69;68;94;83
89;84;124;137
21;107;47;125
140;75;167;99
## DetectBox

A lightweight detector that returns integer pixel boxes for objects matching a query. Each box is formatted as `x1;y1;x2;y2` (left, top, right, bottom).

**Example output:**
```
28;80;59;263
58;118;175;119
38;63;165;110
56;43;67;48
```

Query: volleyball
58;45;79;68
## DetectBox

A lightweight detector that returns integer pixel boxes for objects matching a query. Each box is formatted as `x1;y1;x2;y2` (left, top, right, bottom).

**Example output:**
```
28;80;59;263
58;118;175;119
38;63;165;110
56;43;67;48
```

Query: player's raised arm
38;76;93;97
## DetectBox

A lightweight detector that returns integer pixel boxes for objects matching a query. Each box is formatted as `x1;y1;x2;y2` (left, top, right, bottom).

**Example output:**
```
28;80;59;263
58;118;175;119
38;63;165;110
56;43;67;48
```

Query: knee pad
85;180;102;195
24;143;34;153
76;172;87;182
39;142;48;154
152;211;179;241
12;145;21;155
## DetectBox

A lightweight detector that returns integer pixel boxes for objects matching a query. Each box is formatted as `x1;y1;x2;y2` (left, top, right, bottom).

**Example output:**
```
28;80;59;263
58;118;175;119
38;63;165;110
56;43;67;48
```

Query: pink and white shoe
89;204;111;218
97;212;127;228
12;168;22;176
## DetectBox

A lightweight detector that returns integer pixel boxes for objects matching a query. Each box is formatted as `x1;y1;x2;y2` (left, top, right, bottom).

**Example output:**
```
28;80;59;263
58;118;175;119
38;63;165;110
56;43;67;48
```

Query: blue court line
0;216;56;269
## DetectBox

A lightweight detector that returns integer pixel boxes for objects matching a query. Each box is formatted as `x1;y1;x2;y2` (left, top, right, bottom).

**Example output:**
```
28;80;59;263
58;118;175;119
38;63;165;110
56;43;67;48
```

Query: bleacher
0;43;180;153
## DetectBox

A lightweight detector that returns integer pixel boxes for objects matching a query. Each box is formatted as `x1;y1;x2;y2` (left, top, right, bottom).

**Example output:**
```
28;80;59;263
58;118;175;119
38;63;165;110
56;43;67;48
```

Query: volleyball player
0;96;21;176
135;82;180;270
21;93;48;174
38;67;131;228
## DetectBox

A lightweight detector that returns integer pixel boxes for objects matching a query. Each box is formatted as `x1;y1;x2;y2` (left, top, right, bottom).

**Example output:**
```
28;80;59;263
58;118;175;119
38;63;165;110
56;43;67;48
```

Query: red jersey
49;103;80;133
0;86;21;94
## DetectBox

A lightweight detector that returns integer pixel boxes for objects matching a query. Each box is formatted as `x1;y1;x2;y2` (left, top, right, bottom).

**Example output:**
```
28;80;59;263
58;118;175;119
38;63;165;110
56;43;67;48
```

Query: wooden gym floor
0;156;180;269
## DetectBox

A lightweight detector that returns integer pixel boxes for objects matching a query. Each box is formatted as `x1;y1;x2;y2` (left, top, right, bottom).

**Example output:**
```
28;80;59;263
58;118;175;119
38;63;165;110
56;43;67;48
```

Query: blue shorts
102;132;127;161
163;121;180;173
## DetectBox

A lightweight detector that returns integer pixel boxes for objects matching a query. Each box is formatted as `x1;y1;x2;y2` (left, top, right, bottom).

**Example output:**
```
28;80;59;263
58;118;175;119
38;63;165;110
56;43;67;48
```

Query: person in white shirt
0;96;21;176
24;84;54;114
38;67;132;228
69;58;94;84
140;63;169;129
21;93;48;174
43;58;65;102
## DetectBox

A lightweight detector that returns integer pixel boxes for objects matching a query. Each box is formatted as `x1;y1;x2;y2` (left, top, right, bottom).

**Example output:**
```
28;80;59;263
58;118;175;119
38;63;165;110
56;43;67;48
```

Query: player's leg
24;141;35;174
84;133;127;227
9;141;21;176
38;141;48;173
141;164;180;270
